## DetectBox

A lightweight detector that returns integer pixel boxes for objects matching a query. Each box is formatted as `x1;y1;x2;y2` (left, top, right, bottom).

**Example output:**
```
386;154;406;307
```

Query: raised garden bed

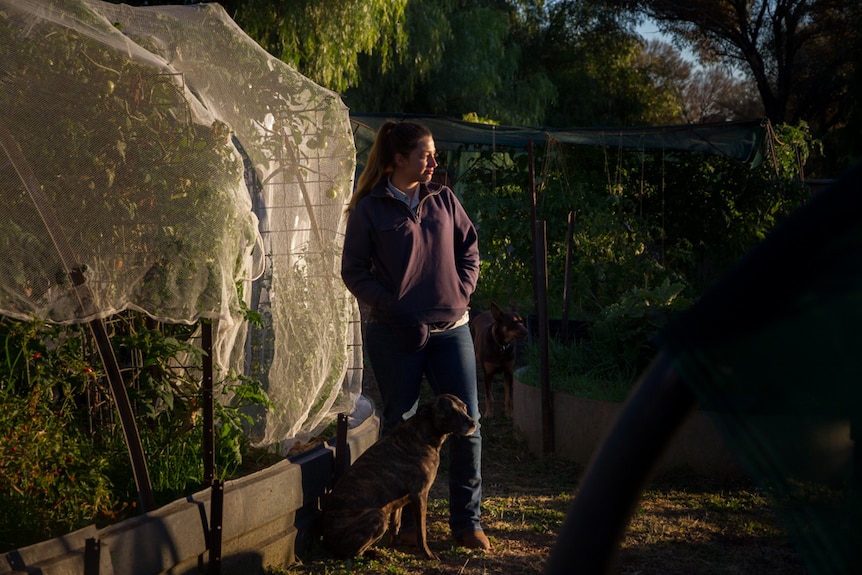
512;370;857;483
0;407;381;575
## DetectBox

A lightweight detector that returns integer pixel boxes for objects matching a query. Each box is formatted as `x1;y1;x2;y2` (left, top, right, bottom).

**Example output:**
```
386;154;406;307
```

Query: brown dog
322;393;478;560
470;302;528;418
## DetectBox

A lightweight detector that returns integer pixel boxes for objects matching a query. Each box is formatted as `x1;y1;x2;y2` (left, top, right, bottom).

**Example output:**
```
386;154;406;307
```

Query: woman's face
394;136;437;186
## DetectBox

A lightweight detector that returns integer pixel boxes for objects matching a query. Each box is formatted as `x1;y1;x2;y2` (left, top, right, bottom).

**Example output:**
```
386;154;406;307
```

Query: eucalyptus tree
605;0;860;136
639;40;764;123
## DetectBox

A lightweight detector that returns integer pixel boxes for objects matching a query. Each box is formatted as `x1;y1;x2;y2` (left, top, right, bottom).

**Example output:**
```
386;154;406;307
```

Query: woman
341;121;489;551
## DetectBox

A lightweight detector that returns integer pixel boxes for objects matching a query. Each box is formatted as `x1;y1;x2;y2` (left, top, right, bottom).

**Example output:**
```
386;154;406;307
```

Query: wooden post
533;221;553;454
561;211;576;342
202;320;215;485
527;140;554;454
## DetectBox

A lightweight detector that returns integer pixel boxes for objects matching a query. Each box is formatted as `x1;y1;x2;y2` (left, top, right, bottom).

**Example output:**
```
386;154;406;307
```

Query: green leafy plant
460;126;810;402
0;312;272;550
462;126;810;314
587;278;689;378
0;319;118;549
0;12;257;323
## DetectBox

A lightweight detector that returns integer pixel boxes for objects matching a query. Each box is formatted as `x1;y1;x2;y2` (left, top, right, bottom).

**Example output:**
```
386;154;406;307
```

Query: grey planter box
511;375;747;479
1;410;380;575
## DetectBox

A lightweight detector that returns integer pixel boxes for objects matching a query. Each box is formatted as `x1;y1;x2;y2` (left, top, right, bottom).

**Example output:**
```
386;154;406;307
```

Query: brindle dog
322;393;477;560
470;302;528;418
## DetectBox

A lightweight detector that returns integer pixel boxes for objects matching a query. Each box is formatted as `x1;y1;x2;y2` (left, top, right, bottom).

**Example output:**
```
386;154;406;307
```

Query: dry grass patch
273;415;807;575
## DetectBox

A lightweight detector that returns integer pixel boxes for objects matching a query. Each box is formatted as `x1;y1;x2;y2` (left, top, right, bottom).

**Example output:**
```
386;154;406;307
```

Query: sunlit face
393;136;438;188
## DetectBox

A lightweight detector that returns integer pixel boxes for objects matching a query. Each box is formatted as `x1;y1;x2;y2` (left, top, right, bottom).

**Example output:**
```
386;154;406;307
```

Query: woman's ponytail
346;121;432;213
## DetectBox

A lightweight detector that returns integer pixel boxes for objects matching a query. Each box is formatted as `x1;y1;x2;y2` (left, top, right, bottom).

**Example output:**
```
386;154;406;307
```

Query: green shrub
519;278;689;402
461;139;808;318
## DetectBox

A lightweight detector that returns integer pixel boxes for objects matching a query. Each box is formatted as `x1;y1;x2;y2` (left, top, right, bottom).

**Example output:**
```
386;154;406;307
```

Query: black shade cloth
351;113;768;167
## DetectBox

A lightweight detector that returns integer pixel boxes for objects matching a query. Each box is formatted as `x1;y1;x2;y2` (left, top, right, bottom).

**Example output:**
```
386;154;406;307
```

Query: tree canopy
224;0;408;93
111;0;860;172
606;0;862;171
111;0;764;127
342;0;689;127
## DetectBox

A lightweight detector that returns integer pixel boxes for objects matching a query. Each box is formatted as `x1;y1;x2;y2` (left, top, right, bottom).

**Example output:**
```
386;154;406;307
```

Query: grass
515;363;633;403
518;337;638;403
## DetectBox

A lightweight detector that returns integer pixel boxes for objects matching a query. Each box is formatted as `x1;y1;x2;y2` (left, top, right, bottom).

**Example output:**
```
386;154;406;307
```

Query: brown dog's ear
489;302;502;318
415;402;433;418
435;393;462;408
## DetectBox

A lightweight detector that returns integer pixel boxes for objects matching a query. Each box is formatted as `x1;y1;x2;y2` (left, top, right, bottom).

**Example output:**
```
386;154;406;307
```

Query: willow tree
341;0;459;116
342;0;558;126
224;0;408;93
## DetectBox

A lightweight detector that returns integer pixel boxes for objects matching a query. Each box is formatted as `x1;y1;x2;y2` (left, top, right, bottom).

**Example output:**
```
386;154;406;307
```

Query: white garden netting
0;0;361;446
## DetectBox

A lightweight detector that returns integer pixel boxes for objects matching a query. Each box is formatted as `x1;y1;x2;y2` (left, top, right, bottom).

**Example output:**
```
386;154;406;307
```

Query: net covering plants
0;0;360;447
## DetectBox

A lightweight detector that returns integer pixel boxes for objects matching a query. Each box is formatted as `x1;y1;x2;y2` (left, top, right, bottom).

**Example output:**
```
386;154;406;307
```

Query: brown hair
347;121;432;213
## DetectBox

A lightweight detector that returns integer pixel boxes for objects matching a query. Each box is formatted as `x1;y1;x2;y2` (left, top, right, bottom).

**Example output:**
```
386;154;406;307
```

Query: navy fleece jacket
341;180;479;327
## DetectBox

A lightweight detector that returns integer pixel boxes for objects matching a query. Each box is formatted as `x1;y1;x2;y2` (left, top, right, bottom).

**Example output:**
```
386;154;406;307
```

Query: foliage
640;41;765;124
769;121;824;181
588;277;688;377
138;0;858;172
466;123;810;309
422;2;523;119
537;0;682;126
341;0;457;114
341;0;681;127
0;8;255;323
0;313;271;551
462;124;811;388
227;0;408;93
607;0;862;174
461;142;686;317
105;316;271;501
607;0;855;123
0;319;118;548
518;278;689;400
460;150;536;310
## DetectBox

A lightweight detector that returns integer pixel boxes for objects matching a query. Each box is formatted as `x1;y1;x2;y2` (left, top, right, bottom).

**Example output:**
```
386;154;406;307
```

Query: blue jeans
364;321;483;537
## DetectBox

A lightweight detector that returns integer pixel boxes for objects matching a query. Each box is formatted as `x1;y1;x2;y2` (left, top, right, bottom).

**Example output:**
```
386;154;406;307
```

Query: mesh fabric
0;0;360;446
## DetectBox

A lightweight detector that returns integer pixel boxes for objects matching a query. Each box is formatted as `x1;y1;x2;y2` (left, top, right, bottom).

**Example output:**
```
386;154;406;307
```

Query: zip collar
371;180;444;217
371;179;443;198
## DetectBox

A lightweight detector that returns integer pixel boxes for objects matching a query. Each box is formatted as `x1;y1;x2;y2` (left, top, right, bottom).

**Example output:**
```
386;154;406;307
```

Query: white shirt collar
387;178;420;211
